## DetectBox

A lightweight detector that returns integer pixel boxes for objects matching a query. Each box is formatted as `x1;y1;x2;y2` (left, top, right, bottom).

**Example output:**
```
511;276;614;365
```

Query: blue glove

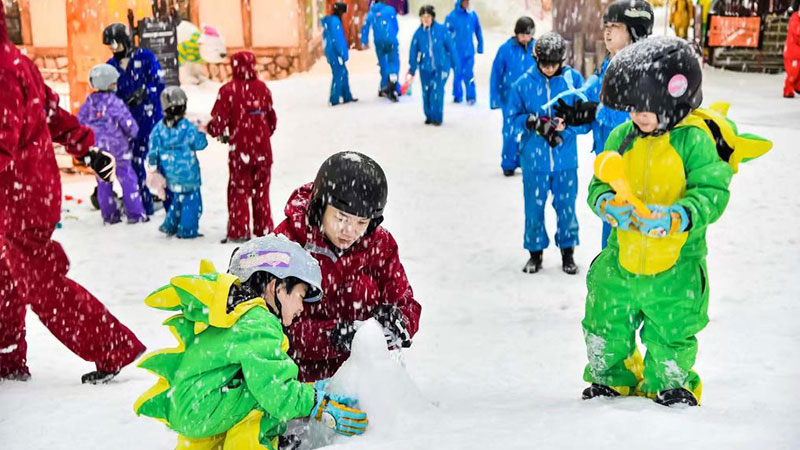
312;379;358;407
632;204;690;237
595;193;634;230
310;385;368;436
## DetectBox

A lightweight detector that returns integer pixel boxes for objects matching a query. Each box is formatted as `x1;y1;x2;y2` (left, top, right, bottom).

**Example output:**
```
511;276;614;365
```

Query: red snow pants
227;154;274;240
0;228;145;377
784;58;800;97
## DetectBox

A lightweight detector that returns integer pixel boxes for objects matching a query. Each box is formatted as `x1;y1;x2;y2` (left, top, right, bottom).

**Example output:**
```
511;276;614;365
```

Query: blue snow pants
420;69;449;123
521;168;580;251
329;62;354;105
452;55;476;102
375;41;400;91
131;135;154;216
159;190;202;238
501;105;520;171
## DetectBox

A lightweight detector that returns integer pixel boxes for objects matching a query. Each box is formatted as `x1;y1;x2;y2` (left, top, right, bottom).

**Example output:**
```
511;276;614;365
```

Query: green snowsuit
134;267;315;448
582;119;734;399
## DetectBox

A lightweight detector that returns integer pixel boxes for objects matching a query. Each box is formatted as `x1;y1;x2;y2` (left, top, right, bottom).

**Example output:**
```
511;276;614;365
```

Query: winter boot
582;383;621;400
383;81;399;102
654;388;698;407
522;250;543;273
278;434;302;450
0;368;31;382
503;169;515;177
561;247;578;275
81;370;120;384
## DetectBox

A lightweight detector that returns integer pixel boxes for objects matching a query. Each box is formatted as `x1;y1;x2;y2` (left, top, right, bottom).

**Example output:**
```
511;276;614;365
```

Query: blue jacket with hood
507;65;591;173
444;0;484;59
361;2;399;46
490;37;536;110
322;15;349;65
148;118;208;192
409;21;458;75
107;48;165;139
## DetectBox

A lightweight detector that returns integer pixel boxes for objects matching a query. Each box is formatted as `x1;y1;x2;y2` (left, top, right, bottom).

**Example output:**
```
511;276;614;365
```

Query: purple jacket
77;92;139;161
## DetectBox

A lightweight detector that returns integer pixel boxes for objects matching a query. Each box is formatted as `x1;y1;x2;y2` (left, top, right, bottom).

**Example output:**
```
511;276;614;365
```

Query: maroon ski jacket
0;7;94;236
275;183;422;381
207;51;277;164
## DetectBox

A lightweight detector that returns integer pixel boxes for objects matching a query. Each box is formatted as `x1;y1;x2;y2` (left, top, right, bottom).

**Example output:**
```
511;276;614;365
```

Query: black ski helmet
514;16;535;36
601;36;702;134
534;32;566;65
333;2;347;16
419;5;436;18
309;152;388;235
102;23;131;52
603;0;655;43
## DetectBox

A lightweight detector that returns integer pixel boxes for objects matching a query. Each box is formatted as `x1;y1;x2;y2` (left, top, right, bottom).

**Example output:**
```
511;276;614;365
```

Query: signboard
138;18;180;86
707;15;762;48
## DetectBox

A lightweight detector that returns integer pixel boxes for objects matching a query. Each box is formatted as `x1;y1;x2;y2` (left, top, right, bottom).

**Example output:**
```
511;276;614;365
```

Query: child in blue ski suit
490;17;536;175
147;87;208;239
323;3;356;106
103;23;165;216
507;32;590;274
361;0;401;101
445;0;483;104
554;0;655;249
409;5;458;125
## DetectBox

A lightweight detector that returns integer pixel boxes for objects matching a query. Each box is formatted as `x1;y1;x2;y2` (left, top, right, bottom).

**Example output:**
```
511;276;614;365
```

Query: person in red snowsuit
208;51;277;243
0;8;145;384
784;3;800;98
275;152;422;381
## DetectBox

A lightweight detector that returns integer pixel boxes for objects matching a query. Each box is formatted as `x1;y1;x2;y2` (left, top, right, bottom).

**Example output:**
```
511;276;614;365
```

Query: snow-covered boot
1;368;31;382
581;383;621;400
522;250;543;273
561;247;578;275
278;434;302;450
503;169;515;177
654;388;698;407
81;370;119;384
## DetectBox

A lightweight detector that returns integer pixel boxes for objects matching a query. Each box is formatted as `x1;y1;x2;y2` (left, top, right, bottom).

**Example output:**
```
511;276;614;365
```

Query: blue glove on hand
595;193;634;230
311;385;368;436
312;379;358;407
632;204;690;237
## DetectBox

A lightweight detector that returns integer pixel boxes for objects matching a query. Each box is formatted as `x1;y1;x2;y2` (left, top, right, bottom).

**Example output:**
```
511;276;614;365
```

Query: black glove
372;305;412;348
526;115;563;147
125;86;147;108
554;98;598;126
330;321;357;354
82;147;116;183
218;133;230;144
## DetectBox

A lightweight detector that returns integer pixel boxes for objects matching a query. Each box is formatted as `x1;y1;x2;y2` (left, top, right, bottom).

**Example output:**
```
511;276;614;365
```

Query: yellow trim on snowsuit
175;411;279;450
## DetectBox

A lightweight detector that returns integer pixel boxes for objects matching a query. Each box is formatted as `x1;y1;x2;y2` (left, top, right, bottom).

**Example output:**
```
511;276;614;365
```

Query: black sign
138;18;180;86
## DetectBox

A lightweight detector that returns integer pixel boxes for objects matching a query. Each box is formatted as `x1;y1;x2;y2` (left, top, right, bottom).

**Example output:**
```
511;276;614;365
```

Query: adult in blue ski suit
409;5;458;125
103;23;165;216
553;0;654;249
490;17;536;175
507;32;590;274
323;3;356;106
445;0;483;104
361;0;401;100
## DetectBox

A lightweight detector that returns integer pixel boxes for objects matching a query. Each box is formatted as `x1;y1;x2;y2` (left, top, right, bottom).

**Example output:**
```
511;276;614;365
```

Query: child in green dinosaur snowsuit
134;235;369;449
581;37;749;407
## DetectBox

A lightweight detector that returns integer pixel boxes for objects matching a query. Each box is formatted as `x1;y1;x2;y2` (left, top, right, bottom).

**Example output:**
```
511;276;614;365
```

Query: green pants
582;250;709;397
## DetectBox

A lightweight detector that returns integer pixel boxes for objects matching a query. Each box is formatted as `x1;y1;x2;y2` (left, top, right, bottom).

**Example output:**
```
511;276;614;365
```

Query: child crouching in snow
134;235;369;449
581;37;733;407
77;64;147;224
147;86;208;239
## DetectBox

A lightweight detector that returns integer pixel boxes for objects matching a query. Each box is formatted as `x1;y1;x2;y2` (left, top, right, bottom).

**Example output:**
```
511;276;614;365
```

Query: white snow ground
3;14;800;450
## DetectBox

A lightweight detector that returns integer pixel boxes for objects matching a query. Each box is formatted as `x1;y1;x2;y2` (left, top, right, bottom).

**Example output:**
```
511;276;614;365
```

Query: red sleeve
374;232;421;336
791;14;800;45
207;85;232;138
266;86;277;136
45;86;94;157
0;69;24;172
287;314;341;362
